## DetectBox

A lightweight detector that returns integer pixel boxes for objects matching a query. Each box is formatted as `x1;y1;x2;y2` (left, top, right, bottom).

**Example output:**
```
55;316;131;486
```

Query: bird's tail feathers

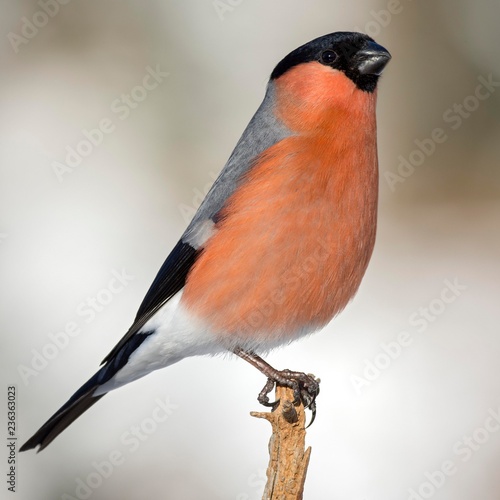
20;371;106;452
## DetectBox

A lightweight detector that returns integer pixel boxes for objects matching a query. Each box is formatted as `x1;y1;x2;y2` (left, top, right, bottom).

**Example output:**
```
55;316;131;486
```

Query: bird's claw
257;370;320;426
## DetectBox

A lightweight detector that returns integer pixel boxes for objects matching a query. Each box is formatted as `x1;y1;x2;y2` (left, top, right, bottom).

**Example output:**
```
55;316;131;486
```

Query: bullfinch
21;31;391;452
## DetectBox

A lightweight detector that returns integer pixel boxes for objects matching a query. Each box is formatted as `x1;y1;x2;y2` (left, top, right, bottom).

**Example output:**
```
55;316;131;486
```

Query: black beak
356;41;391;76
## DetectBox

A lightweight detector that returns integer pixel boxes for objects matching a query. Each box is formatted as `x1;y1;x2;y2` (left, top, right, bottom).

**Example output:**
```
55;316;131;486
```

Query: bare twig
251;385;312;500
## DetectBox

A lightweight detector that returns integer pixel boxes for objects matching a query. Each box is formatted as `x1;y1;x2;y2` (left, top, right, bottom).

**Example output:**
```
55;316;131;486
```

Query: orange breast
181;67;379;345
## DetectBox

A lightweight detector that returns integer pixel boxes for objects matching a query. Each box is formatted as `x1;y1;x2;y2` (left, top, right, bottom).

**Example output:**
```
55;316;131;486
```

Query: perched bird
21;31;391;452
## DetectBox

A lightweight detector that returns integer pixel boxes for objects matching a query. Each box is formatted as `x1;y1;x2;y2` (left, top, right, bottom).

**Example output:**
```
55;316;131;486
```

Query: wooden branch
251;385;312;500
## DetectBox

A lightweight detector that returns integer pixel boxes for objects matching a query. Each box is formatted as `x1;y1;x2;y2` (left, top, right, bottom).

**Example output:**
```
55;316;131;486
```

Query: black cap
271;32;391;93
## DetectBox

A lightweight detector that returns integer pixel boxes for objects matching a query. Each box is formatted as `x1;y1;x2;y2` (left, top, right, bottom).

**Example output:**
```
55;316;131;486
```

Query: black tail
20;371;105;452
21;327;156;452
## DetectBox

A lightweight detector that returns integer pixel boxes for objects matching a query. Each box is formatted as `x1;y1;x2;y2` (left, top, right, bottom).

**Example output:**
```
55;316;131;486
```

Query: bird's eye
321;50;338;65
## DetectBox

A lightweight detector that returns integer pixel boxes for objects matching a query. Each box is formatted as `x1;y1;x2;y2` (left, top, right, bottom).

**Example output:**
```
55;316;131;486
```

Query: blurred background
1;1;499;499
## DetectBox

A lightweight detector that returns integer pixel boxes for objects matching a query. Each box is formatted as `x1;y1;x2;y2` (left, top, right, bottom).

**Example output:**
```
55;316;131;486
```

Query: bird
21;31;391;452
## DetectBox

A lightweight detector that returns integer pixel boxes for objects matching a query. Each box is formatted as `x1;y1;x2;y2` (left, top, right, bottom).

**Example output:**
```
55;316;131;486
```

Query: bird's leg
234;347;320;425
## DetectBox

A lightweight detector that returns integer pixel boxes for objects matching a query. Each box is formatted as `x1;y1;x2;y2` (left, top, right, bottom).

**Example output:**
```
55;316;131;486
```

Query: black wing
100;240;197;365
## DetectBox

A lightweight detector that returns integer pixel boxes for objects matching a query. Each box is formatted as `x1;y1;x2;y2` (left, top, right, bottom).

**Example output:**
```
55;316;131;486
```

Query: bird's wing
101;82;290;365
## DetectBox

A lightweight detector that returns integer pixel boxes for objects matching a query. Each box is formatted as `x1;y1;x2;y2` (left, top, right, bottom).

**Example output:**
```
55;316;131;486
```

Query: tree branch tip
250;410;273;422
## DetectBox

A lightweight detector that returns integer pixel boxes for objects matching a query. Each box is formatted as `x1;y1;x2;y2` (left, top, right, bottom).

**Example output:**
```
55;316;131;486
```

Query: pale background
1;1;500;499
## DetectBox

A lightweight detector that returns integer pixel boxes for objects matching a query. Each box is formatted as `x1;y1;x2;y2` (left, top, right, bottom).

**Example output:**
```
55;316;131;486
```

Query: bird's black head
271;32;391;93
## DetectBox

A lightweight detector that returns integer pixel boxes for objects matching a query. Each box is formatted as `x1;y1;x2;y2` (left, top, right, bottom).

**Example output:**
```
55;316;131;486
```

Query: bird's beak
356;41;392;76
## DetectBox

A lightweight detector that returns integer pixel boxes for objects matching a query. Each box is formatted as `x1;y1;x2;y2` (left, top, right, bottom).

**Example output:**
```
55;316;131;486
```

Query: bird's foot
257;371;320;426
234;348;320;426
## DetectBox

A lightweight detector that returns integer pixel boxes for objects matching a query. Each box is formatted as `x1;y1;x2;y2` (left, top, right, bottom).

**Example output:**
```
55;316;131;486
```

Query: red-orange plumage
181;63;378;345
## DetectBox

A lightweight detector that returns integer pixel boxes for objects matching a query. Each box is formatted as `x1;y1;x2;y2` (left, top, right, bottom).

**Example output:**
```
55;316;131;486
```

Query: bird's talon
306;402;317;428
270;399;281;412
